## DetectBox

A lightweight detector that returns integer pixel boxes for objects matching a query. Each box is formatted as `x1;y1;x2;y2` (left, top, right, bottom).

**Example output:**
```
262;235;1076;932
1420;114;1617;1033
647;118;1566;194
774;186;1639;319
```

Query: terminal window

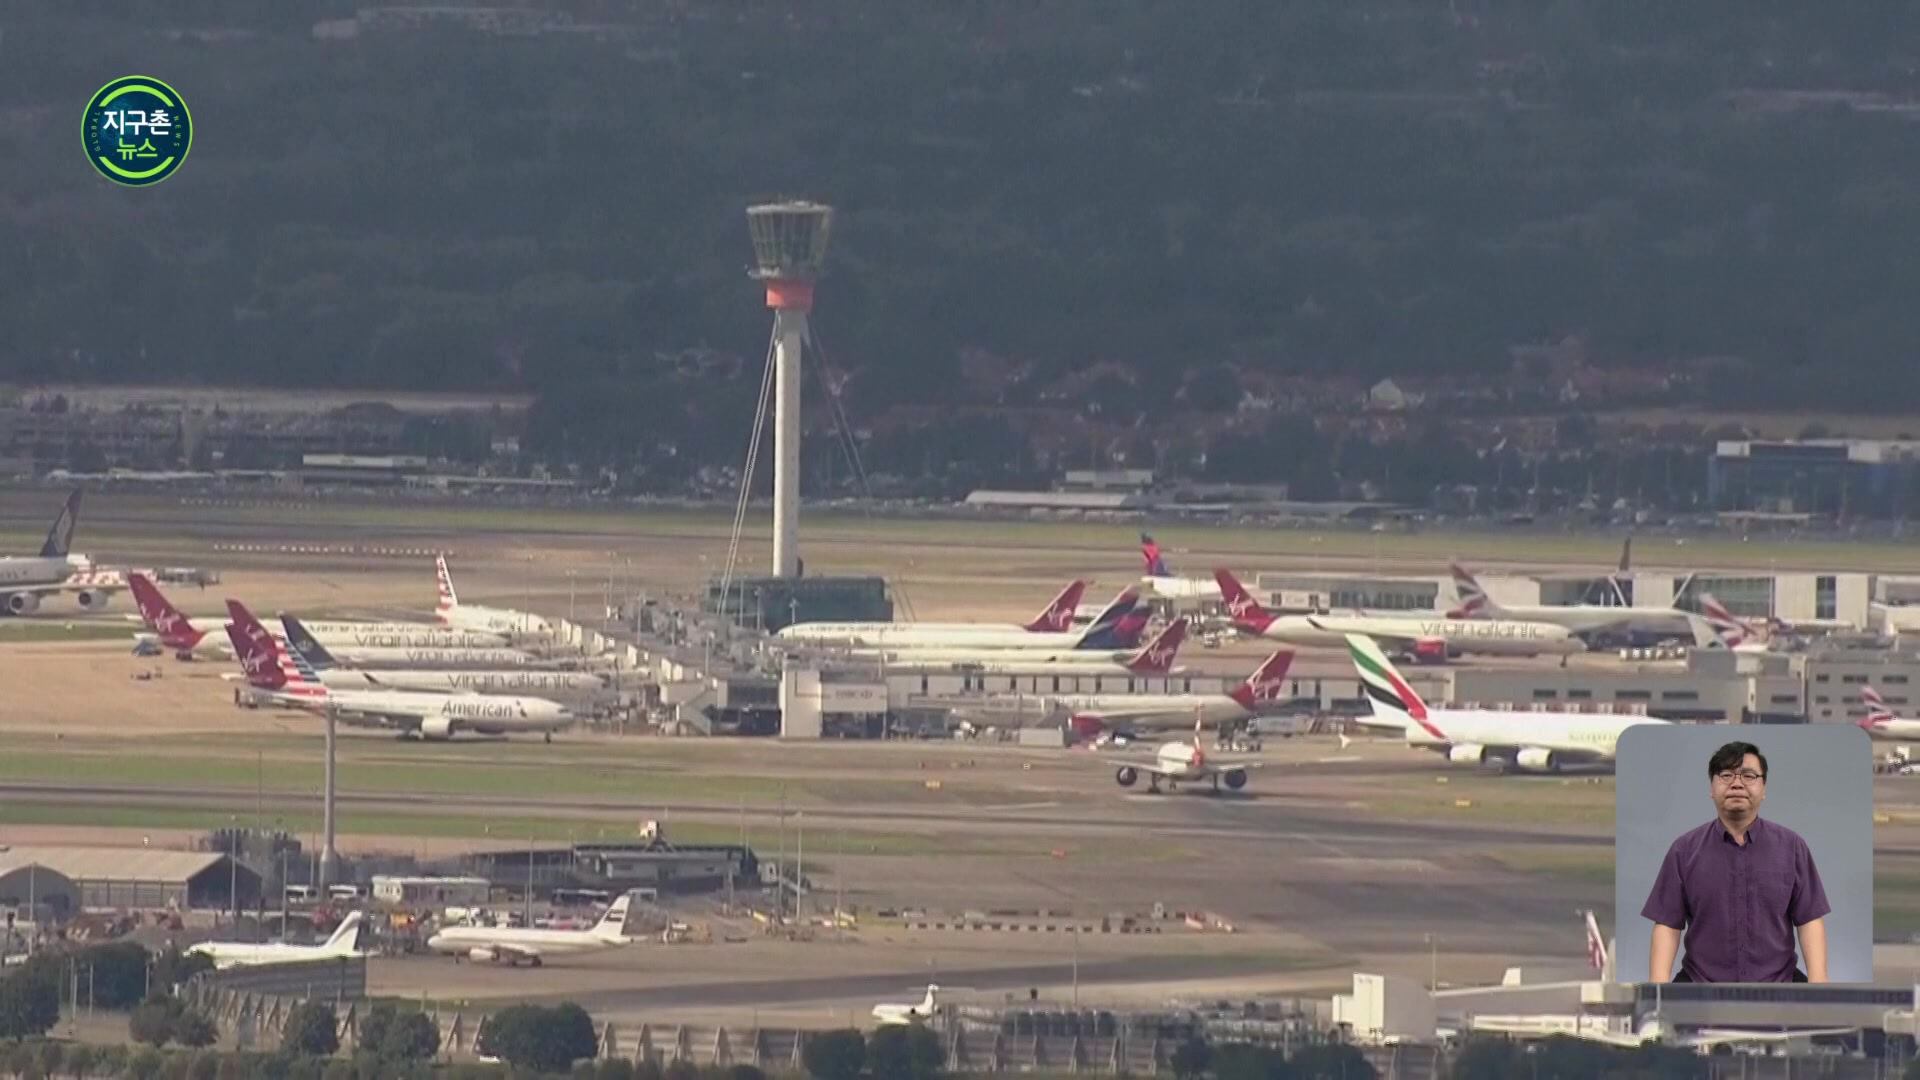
1816;575;1838;621
1887;675;1910;685
1532;689;1558;700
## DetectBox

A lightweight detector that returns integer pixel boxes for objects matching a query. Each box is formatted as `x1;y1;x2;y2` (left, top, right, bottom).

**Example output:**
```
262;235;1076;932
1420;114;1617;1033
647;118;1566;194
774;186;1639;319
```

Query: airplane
426;893;634;966
847;617;1190;675
0;489;129;616
1103;715;1265;794
778;587;1149;651
1137;533;1222;604
185;911;366;970
872;984;942;1026
1858;686;1920;742
1345;633;1671;773
224;609;576;741
1049;650;1296;741
281;615;612;698
779;580;1087;641
1446;559;1699;640
1693;594;1775;654
128;574;509;659
436;554;554;641
1216;569;1584;662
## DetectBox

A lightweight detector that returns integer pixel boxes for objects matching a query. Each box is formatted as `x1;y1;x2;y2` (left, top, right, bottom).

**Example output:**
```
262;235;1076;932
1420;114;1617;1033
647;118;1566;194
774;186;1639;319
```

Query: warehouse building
0;846;260;912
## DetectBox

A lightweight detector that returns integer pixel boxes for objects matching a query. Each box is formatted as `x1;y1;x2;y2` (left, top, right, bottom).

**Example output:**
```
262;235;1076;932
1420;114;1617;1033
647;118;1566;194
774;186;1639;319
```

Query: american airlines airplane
436;555;554;640
1137;533;1222;603
186;912;366;970
224;612;576;741
1217;570;1583;661
1046;650;1295;741
780;580;1086;642
779;586;1149;651
281;614;611;698
1345;633;1670;773
427;893;634;966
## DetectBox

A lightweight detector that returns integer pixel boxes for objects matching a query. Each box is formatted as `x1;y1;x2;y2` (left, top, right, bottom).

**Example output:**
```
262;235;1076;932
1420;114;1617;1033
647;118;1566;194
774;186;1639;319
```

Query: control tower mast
747;201;834;580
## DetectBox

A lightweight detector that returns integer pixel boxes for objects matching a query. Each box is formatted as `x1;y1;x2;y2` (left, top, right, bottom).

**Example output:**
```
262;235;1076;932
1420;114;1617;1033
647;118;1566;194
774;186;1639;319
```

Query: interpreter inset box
1613;724;1873;984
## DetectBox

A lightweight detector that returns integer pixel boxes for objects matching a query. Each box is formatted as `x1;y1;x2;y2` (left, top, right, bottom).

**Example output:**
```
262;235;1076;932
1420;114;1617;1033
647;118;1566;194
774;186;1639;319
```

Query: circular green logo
82;76;193;187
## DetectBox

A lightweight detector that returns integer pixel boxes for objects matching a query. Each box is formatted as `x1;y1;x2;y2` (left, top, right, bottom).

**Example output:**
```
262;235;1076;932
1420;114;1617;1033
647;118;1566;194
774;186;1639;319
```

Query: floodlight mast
746;201;834;580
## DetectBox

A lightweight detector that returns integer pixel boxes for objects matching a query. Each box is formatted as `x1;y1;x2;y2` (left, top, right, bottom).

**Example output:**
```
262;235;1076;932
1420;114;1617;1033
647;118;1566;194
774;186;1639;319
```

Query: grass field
7;489;1920;572
0;622;142;643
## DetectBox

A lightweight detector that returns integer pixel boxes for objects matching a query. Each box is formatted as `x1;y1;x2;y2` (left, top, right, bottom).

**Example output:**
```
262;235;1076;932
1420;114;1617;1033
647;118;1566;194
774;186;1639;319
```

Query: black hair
1709;741;1766;780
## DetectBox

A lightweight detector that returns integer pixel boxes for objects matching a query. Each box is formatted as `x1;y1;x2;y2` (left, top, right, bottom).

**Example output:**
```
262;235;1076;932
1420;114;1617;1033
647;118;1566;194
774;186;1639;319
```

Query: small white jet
186;912;366;970
427;893;634;967
872;984;942;1026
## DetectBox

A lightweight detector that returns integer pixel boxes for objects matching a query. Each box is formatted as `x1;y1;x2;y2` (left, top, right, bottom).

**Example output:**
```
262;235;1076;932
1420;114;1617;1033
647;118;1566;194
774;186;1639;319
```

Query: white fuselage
841;645;1133;666
185;940;354;970
0;556;86;589
1402;707;1668;761
1481;602;1693;637
325;688;573;734
299;622;509;649
1862;717;1920;741
885;659;1185;677
320;644;539;668
781;626;1095;649
1149;740;1210;781
1053;692;1255;730
444;605;553;640
1142;575;1221;602
1261;614;1583;657
327;668;610;697
426;925;623;957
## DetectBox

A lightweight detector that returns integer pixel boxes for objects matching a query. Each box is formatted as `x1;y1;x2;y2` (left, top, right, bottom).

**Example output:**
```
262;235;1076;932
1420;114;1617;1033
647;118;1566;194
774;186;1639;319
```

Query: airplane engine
1222;768;1248;790
1447;744;1488;766
5;592;41;615
466;947;496;963
421;716;456;741
1114;766;1139;788
1515;747;1560;773
74;589;111;611
1411;639;1448;664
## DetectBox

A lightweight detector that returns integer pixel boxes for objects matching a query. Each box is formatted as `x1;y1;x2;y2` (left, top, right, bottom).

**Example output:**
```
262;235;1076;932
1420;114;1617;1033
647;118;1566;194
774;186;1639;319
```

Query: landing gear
530;956;543;968
544;732;553;744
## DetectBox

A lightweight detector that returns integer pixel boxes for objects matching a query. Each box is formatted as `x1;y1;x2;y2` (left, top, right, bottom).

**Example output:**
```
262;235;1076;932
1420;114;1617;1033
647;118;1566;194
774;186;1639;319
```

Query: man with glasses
1641;741;1830;982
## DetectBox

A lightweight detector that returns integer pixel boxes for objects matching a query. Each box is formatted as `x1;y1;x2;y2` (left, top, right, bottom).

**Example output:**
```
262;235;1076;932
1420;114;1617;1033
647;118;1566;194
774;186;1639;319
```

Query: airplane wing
1682;1028;1858;1049
1097;758;1264;778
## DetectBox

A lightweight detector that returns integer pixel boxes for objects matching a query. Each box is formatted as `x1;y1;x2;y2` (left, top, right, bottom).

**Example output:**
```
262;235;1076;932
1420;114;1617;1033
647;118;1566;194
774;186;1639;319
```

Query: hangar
0;861;81;923
0;846;261;912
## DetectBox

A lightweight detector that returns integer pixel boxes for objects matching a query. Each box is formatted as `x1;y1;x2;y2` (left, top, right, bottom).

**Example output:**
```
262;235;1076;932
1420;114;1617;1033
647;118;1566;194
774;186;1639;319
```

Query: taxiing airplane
780;587;1149;652
779;581;1087;643
1217;570;1583;662
850;617;1189;675
427;893;634;966
225;608;575;741
1346;633;1670;773
1053;650;1295;741
281;615;612;697
872;985;942;1026
186;912;366;970
436;554;553;640
1104;716;1265;794
1138;534;1222;604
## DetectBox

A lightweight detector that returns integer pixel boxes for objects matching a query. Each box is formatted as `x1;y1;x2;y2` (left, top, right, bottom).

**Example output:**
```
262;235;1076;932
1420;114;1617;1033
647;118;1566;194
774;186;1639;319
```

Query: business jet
1103;716;1265;794
872;984;942;1026
186;912;366;970
436;555;554;640
1345;633;1671;773
1216;569;1583;661
427;893;634;966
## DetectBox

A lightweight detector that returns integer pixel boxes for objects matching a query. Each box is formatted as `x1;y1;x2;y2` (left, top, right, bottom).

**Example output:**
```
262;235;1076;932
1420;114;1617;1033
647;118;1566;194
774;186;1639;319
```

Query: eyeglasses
1715;770;1765;785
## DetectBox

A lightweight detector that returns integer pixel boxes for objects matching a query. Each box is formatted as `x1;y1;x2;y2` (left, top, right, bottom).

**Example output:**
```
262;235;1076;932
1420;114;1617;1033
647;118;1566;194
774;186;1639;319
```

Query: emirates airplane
1345;633;1670;773
224;607;575;741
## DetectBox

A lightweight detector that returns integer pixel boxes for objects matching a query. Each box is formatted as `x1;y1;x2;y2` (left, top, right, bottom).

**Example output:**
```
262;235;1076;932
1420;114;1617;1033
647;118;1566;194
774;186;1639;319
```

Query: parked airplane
128;574;509;658
1693;594;1775;653
0;489;128;615
224;609;576;741
1216;570;1583;662
436;555;554;640
849;617;1190;675
1447;560;1693;638
779;587;1149;651
872;985;941;1026
186;912;366;970
1104;716;1265;794
282;615;611;697
1859;686;1920;741
1345;633;1670;773
1048;650;1295;741
780;581;1087;642
1137;534;1222;603
427;893;634;966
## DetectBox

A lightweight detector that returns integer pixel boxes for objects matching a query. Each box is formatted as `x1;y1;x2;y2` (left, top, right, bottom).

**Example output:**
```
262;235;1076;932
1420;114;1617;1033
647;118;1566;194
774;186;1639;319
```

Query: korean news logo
83;76;192;187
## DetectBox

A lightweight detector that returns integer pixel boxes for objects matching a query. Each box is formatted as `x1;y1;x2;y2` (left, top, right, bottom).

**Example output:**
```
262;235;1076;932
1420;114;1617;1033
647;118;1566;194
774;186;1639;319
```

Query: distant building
1709;439;1920;517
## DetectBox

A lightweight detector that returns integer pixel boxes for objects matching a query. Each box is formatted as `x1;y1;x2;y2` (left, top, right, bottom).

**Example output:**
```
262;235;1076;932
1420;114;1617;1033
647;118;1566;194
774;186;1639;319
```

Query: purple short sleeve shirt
1640;815;1830;982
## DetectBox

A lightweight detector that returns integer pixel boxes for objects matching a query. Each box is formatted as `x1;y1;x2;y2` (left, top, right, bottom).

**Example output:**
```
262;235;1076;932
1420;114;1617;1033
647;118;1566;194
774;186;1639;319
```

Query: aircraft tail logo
1075;588;1143;650
1140;533;1170;577
1346;633;1446;740
1697;593;1754;648
1125;617;1188;674
1026;580;1087;633
1863;686;1895;730
1228;650;1295;710
1212;569;1274;632
39;489;81;559
1447;563;1490;618
127;573;199;645
435;554;459;619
